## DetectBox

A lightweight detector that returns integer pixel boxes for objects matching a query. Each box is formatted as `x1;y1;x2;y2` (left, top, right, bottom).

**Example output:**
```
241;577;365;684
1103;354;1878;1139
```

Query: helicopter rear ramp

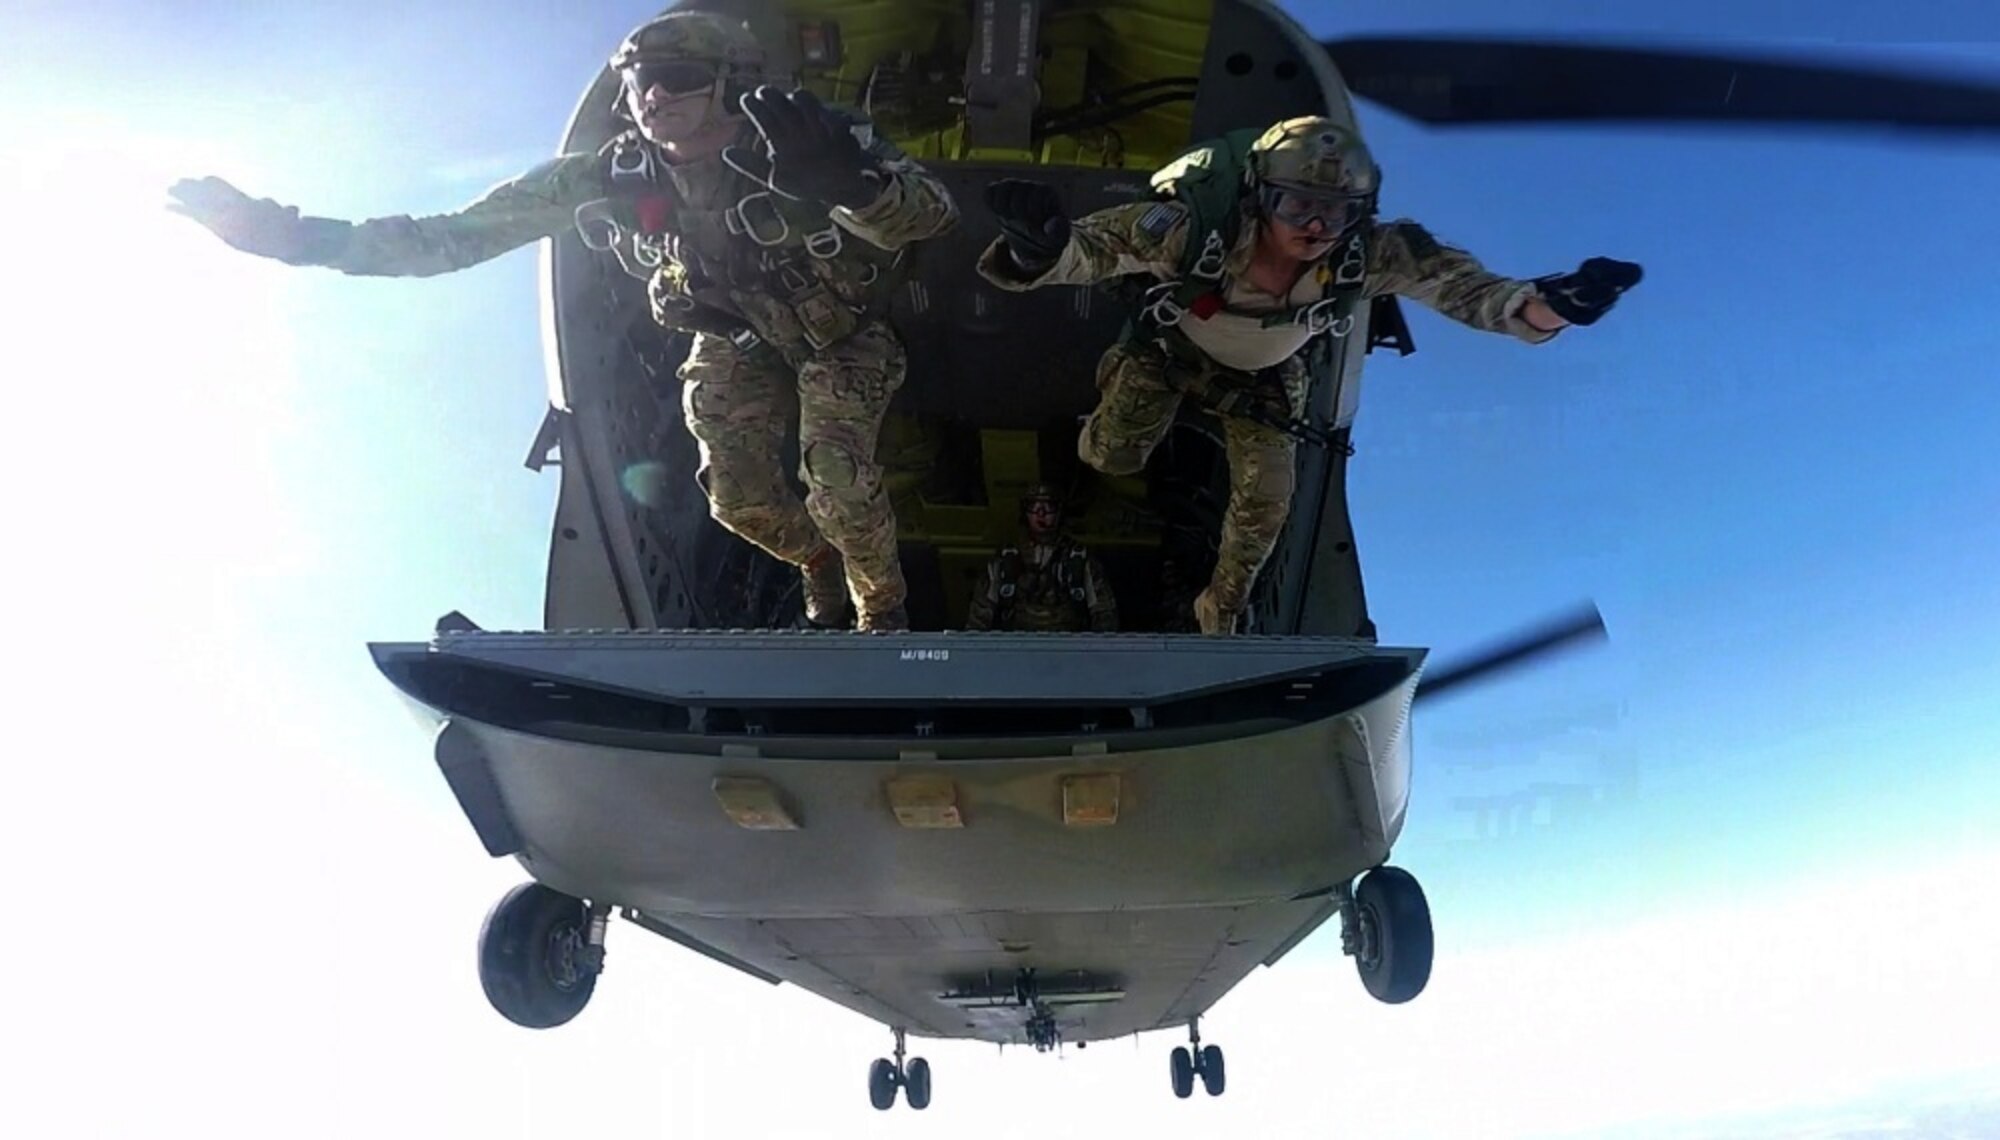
368;629;1424;1045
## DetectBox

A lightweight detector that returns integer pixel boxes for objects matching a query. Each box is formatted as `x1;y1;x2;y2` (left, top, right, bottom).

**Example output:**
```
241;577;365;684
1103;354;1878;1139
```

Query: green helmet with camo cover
1019;482;1072;528
1249;117;1378;195
1019;482;1064;512
1247;116;1379;233
610;10;766;101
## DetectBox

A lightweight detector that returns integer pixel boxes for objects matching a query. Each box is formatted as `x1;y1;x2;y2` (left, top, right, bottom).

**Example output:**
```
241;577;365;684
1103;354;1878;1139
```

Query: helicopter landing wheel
1170;1016;1225;1099
904;1056;932;1110
869;1027;930;1110
476;882;604;1029
1349;865;1433;1004
1199;1044;1226;1096
1170;1046;1195;1099
1169;1042;1225;1098
867;1058;899;1110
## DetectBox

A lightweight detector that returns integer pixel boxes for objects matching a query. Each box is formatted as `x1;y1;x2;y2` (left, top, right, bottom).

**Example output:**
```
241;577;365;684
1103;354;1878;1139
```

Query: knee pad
801;438;861;491
1078;421;1146;476
1253;461;1295;503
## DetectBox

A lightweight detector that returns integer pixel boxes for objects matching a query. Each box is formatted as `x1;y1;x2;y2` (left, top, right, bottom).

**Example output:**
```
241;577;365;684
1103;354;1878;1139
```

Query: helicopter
365;0;2000;1110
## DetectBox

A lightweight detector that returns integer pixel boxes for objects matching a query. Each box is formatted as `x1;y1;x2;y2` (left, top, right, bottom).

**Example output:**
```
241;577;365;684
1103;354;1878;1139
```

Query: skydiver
974;116;1640;634
165;10;959;631
964;484;1118;632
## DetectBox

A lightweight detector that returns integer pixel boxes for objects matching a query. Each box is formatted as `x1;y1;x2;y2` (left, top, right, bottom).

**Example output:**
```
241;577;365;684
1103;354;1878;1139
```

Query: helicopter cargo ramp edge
366;628;1426;1045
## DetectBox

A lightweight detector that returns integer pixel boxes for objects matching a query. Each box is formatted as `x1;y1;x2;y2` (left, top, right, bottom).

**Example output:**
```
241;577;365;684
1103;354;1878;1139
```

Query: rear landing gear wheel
869;1027;930;1110
1170;1016;1225;1099
476;882;601;1029
868;1058;899;1110
1353;865;1433;1004
1170;1046;1195;1098
904;1056;932;1110
1199;1044;1226;1096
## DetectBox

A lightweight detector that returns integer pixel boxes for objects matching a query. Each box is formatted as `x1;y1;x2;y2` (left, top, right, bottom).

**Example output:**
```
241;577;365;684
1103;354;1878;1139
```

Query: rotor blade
1414;604;1607;705
1320;37;2000;131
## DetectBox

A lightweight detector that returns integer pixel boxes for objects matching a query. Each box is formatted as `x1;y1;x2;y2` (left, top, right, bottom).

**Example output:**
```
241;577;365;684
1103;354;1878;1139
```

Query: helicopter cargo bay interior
544;0;1380;636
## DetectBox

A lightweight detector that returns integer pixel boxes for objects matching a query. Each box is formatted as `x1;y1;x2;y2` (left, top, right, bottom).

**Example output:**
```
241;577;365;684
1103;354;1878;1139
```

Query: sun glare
3;125;324;649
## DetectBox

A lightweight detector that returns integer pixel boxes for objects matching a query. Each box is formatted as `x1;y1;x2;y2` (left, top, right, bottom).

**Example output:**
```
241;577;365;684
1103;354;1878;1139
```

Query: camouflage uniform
165;11;957;630
964;537;1118;632
642;117;956;628
976;117;1557;633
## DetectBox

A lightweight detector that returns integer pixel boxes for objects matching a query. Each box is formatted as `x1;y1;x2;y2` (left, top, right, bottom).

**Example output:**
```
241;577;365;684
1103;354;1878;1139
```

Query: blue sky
4;1;1998;1137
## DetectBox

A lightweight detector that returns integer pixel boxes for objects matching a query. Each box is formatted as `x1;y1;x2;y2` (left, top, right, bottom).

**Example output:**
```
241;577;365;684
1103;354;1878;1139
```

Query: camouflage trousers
678;319;909;622
1077;337;1307;634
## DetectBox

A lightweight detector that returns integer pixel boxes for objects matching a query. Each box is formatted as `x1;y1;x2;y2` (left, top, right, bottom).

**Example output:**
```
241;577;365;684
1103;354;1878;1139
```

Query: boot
858;603;909;632
801;546;850;628
1193;588;1241;636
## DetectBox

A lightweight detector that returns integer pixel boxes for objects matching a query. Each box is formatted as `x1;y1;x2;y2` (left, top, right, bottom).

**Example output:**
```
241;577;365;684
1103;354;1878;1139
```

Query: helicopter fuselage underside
370;629;1423;1044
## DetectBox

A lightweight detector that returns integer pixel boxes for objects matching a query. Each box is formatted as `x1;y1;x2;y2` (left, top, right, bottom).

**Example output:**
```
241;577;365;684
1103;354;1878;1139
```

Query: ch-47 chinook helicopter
366;0;2000;1109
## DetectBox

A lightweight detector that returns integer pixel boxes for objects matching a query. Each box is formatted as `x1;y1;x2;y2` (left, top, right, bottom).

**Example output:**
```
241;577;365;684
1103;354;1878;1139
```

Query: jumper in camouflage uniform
165;10;958;630
964;485;1117;632
976;116;1639;634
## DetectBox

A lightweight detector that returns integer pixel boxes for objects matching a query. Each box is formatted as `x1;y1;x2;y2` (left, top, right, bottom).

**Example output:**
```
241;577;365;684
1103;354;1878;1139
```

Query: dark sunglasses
622;61;719;99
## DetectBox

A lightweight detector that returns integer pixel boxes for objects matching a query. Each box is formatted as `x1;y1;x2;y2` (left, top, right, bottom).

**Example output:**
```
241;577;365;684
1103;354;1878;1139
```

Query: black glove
1534;257;1644;326
984;179;1071;274
722;86;882;209
165;176;347;264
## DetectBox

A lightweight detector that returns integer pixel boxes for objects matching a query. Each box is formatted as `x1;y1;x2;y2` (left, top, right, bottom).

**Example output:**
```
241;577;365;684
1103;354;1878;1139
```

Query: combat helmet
1246;116;1380;233
609;10;766;121
1019;482;1065;512
611;9;765;73
1018;482;1070;528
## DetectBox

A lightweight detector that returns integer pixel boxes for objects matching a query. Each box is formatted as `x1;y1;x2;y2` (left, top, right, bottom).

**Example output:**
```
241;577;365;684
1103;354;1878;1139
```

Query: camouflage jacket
975;197;1556;346
289;114;957;352
641;115;958;352
965;538;1118;633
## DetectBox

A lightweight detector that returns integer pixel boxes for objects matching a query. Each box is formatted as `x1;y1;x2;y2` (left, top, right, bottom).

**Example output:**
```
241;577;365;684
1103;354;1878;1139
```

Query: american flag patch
1138;203;1177;238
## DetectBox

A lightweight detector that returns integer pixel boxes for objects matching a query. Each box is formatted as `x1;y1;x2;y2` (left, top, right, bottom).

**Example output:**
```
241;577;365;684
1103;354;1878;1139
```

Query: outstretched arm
976;191;1191;291
833;124;960;250
1367;221;1643;342
1364;220;1558;343
167;152;601;278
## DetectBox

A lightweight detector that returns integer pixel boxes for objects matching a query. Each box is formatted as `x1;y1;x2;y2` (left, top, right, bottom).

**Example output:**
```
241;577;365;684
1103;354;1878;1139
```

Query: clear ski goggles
1258;181;1372;233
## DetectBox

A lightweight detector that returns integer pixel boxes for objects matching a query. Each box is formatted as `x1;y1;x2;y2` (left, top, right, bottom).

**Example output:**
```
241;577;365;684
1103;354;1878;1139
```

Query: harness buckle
777;262;814;295
803;225;844;259
1191;231;1227;280
725;191;790;247
1141;281;1187;328
632;233;666;269
1333;233;1368;285
1297;297;1355;338
608;142;657;186
727;327;764;352
573;199;622;252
